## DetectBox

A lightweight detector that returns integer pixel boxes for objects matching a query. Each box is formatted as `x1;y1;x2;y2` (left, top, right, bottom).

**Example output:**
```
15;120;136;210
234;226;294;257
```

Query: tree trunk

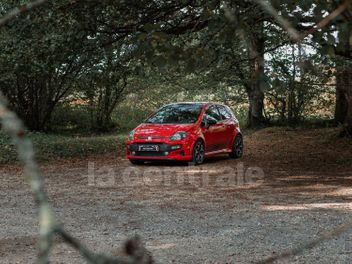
335;19;352;135
23;80;56;131
280;99;286;121
347;96;352;134
247;30;266;128
335;67;348;125
248;89;265;128
335;65;352;135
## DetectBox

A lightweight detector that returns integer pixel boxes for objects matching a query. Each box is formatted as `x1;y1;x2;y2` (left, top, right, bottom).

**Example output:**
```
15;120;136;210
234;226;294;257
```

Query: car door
217;105;236;149
202;105;226;152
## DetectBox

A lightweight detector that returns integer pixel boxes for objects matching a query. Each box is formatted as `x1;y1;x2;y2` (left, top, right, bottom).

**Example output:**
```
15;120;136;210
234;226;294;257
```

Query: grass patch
0;131;127;164
268;117;335;129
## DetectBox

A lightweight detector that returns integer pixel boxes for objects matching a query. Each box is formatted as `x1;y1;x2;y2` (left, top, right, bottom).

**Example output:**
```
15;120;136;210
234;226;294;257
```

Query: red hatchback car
126;102;243;165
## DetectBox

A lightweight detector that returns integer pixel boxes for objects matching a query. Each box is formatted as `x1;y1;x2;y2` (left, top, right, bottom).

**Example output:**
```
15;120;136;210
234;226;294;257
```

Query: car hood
134;123;195;138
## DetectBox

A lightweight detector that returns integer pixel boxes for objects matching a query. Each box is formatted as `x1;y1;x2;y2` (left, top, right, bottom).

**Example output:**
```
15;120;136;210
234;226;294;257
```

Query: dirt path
1;127;352;263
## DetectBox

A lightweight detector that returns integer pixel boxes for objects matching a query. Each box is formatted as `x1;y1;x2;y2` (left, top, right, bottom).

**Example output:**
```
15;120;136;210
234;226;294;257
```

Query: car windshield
145;103;202;124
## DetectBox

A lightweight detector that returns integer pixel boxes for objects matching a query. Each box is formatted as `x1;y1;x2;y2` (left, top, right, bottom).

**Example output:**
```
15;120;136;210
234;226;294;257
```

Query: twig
257;219;352;263
0;1;154;262
301;0;351;40
255;0;351;42
0;0;48;27
0;93;152;264
0;94;58;263
57;229;137;264
255;0;301;41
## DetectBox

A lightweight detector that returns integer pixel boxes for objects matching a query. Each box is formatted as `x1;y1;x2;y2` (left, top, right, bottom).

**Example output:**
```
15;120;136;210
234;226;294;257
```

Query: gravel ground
1;127;352;263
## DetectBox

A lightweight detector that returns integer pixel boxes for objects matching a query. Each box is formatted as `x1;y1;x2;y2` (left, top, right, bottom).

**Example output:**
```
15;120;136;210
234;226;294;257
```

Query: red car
126;102;243;165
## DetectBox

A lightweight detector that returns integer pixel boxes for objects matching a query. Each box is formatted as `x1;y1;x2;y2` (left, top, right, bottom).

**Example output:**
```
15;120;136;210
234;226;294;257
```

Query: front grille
128;143;181;156
129;143;168;152
134;151;168;157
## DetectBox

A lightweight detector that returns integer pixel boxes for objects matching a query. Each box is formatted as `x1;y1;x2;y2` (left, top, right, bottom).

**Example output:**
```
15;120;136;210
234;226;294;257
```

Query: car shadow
140;155;231;167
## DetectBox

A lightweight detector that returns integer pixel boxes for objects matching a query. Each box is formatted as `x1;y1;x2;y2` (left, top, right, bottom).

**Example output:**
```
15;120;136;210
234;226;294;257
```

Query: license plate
138;145;159;151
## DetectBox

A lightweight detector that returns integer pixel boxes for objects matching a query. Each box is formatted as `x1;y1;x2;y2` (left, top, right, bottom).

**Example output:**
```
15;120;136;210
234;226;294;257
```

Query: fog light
164;152;169;155
170;144;182;150
132;151;136;155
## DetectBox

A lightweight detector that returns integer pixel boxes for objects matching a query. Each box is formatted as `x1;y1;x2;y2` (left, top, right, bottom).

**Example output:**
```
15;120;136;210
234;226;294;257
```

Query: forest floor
1;127;352;263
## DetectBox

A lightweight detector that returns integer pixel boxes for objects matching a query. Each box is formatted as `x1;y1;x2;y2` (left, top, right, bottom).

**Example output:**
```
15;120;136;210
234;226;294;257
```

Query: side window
225;106;238;122
204;105;221;122
218;105;233;120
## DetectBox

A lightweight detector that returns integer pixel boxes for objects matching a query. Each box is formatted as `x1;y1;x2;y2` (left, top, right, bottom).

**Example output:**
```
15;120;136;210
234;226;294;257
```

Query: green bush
268;116;335;129
234;107;248;127
0;131;126;164
50;103;92;132
113;104;155;131
113;101;249;131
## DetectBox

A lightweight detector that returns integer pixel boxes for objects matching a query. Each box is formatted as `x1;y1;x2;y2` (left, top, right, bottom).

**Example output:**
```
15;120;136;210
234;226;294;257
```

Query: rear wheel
229;134;243;159
129;159;144;165
192;140;205;165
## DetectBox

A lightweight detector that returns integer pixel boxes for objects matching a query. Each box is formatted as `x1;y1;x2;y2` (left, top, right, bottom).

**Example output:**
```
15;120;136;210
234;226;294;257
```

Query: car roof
166;102;225;107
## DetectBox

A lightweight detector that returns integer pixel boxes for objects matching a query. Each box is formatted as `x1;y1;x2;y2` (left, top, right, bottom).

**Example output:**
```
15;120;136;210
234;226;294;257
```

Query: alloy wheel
193;140;205;165
230;135;243;159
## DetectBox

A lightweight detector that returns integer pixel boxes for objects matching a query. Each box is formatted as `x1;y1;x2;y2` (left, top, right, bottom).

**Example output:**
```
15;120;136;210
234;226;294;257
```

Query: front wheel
229;134;243;159
192;140;205;165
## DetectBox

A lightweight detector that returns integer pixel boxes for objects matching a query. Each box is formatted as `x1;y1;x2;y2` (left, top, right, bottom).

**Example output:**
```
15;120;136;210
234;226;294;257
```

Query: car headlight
128;130;135;140
169;131;188;141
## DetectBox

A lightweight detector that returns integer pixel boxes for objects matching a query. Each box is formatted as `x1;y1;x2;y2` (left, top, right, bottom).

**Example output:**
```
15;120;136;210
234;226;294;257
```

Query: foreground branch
256;0;351;42
0;93;152;264
257;219;352;263
0;0;48;27
1;1;352;263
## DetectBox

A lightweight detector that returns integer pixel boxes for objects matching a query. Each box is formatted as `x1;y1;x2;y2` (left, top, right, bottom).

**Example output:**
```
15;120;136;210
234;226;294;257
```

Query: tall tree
334;4;352;134
80;48;129;131
0;1;89;130
0;0;213;130
282;0;352;133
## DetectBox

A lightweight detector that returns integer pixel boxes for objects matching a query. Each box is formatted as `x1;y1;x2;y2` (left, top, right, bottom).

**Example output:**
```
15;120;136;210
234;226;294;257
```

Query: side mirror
201;117;217;129
207;119;217;126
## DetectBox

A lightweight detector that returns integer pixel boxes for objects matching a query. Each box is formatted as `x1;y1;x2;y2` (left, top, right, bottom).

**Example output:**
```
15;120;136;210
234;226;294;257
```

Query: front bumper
126;141;193;161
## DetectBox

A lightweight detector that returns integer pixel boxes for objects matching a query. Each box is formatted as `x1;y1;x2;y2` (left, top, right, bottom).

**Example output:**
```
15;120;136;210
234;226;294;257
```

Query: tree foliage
0;0;351;132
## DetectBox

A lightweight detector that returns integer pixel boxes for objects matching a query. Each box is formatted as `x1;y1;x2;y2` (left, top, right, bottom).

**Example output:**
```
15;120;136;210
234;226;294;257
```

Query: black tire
229;134;243;159
129;159;144;165
192;140;205;165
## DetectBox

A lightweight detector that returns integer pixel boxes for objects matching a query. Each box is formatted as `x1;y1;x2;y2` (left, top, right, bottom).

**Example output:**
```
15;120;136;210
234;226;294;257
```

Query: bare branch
256;0;351;42
301;0;351;40
254;0;301;41
0;93;57;263
0;0;48;27
0;92;153;263
257;219;352;264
